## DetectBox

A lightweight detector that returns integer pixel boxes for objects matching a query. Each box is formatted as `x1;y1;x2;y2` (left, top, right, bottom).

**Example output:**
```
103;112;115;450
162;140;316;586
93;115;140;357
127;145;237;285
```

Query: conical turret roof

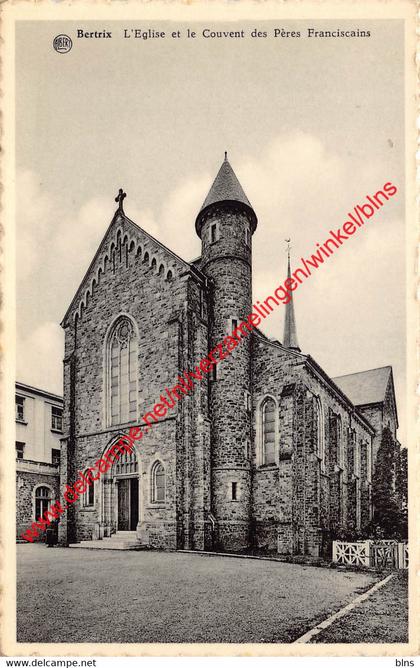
195;154;257;236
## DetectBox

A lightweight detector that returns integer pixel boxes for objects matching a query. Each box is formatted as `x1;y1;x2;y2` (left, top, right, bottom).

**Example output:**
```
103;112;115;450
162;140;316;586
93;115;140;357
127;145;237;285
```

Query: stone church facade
59;156;399;557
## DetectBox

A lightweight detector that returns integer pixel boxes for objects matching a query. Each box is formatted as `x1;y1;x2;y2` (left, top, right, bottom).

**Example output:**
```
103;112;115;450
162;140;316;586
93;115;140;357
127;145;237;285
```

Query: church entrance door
117;478;139;531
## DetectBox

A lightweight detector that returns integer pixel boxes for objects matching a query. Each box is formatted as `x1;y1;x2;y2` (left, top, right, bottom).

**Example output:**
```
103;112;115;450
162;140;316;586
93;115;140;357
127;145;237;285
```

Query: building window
366;439;372;483
209;222;220;244
113;443;138;476
315;397;325;472
16;396;25;422
15;442;25;459
211;364;218;382
245;227;250;246
151;461;165;503
244;391;251;413
337;417;344;469
51;406;63;432
244;440;250;460
354;438;360;477
83;470;95;507
52;448;61;466
34;486;52;520
231;482;238;501
355;479;362;530
106;316;138;426
261;397;277;465
231;318;238;334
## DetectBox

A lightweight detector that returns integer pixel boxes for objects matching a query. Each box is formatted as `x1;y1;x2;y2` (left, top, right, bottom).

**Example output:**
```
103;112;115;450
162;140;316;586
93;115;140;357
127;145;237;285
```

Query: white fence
332;540;408;569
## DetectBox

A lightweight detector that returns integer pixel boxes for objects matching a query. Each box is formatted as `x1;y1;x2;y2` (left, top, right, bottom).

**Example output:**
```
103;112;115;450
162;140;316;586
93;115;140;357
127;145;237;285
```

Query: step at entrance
69;531;147;551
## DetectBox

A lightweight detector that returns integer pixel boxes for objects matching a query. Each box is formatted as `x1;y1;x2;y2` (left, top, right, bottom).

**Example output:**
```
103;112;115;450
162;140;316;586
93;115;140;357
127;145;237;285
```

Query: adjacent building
16;382;63;541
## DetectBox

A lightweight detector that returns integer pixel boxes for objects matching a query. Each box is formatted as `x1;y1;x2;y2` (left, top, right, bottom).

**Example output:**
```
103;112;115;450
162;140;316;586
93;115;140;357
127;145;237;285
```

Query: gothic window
113;445;138;476
106;317;138;427
315;397;326;472
34;486;52;520
151;461;165;503
83;470;95;507
261;396;277;465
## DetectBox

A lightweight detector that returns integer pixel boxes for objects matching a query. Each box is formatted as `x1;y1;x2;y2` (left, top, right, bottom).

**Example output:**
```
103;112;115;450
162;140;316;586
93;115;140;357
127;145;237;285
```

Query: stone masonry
59;156;400;557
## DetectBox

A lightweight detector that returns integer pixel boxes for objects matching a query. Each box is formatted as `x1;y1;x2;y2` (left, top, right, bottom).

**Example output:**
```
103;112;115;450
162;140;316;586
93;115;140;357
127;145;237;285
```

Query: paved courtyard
17;544;379;644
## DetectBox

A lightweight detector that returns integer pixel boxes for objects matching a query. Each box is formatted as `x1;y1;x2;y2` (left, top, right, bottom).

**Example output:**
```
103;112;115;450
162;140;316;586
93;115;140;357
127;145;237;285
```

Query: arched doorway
100;438;140;534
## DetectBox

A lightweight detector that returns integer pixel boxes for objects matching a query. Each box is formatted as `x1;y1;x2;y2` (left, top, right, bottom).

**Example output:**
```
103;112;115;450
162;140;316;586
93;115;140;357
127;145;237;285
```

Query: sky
16;19;406;442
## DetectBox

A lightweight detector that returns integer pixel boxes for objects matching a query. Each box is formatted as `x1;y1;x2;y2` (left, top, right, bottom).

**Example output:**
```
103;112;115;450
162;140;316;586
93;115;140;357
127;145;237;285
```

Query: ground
312;571;408;643
16;544;392;644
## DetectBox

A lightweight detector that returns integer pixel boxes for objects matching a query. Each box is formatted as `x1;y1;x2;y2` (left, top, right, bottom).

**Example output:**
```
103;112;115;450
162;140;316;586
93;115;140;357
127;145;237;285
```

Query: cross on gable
115;188;126;212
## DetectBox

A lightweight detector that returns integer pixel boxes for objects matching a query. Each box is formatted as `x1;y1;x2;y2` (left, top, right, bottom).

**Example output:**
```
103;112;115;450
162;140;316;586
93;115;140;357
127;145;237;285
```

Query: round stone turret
196;154;257;552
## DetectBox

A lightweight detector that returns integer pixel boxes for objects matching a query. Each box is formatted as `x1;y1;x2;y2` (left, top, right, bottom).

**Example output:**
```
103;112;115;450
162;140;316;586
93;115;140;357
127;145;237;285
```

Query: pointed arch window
261;397;277;465
106;317;138;426
83;470;95;507
151;461;165;503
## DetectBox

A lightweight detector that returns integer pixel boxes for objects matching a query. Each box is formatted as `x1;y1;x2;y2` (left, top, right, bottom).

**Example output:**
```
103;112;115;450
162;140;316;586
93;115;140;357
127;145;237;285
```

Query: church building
59;155;399;557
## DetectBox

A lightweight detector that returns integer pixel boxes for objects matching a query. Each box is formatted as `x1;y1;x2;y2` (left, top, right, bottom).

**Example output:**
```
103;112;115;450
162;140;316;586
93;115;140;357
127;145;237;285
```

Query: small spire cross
115;188;126;212
285;238;292;259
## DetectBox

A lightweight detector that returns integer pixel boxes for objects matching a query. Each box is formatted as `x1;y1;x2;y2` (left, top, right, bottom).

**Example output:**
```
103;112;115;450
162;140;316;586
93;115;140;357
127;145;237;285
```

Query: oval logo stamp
53;34;73;54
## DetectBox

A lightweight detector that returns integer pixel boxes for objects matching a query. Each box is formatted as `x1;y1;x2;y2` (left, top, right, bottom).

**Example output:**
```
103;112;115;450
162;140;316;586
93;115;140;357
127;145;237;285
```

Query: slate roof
195;156;257;235
332;366;392;406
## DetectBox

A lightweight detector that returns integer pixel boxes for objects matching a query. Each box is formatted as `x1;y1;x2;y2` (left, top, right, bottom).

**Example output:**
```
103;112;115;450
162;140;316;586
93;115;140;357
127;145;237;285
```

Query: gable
61;211;204;327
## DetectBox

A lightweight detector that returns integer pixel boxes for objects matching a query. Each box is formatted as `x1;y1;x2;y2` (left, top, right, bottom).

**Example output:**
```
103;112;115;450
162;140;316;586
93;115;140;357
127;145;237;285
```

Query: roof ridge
332;365;391;379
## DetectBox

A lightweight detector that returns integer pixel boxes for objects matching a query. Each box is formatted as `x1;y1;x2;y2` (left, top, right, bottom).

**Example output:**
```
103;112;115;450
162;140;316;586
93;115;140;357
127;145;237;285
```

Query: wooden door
130;478;139;530
117;479;130;530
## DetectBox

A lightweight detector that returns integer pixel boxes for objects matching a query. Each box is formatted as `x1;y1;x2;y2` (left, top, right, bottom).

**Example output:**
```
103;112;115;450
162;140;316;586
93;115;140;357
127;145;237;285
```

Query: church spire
283;240;300;351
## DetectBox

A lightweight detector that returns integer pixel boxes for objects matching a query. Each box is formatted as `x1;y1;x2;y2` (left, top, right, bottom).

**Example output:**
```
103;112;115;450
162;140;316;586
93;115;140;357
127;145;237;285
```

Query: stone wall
16;461;60;541
251;334;374;557
199;204;254;551
60;214;211;550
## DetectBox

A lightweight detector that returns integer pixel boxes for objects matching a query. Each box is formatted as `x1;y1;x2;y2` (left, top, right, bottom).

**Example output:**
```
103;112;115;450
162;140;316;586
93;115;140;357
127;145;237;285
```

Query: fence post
397;543;404;569
332;540;338;563
363;540;372;566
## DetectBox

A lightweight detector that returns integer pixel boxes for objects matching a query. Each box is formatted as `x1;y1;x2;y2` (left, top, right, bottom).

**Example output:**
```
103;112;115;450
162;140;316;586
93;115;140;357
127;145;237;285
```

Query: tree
371;427;403;538
396;447;408;538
